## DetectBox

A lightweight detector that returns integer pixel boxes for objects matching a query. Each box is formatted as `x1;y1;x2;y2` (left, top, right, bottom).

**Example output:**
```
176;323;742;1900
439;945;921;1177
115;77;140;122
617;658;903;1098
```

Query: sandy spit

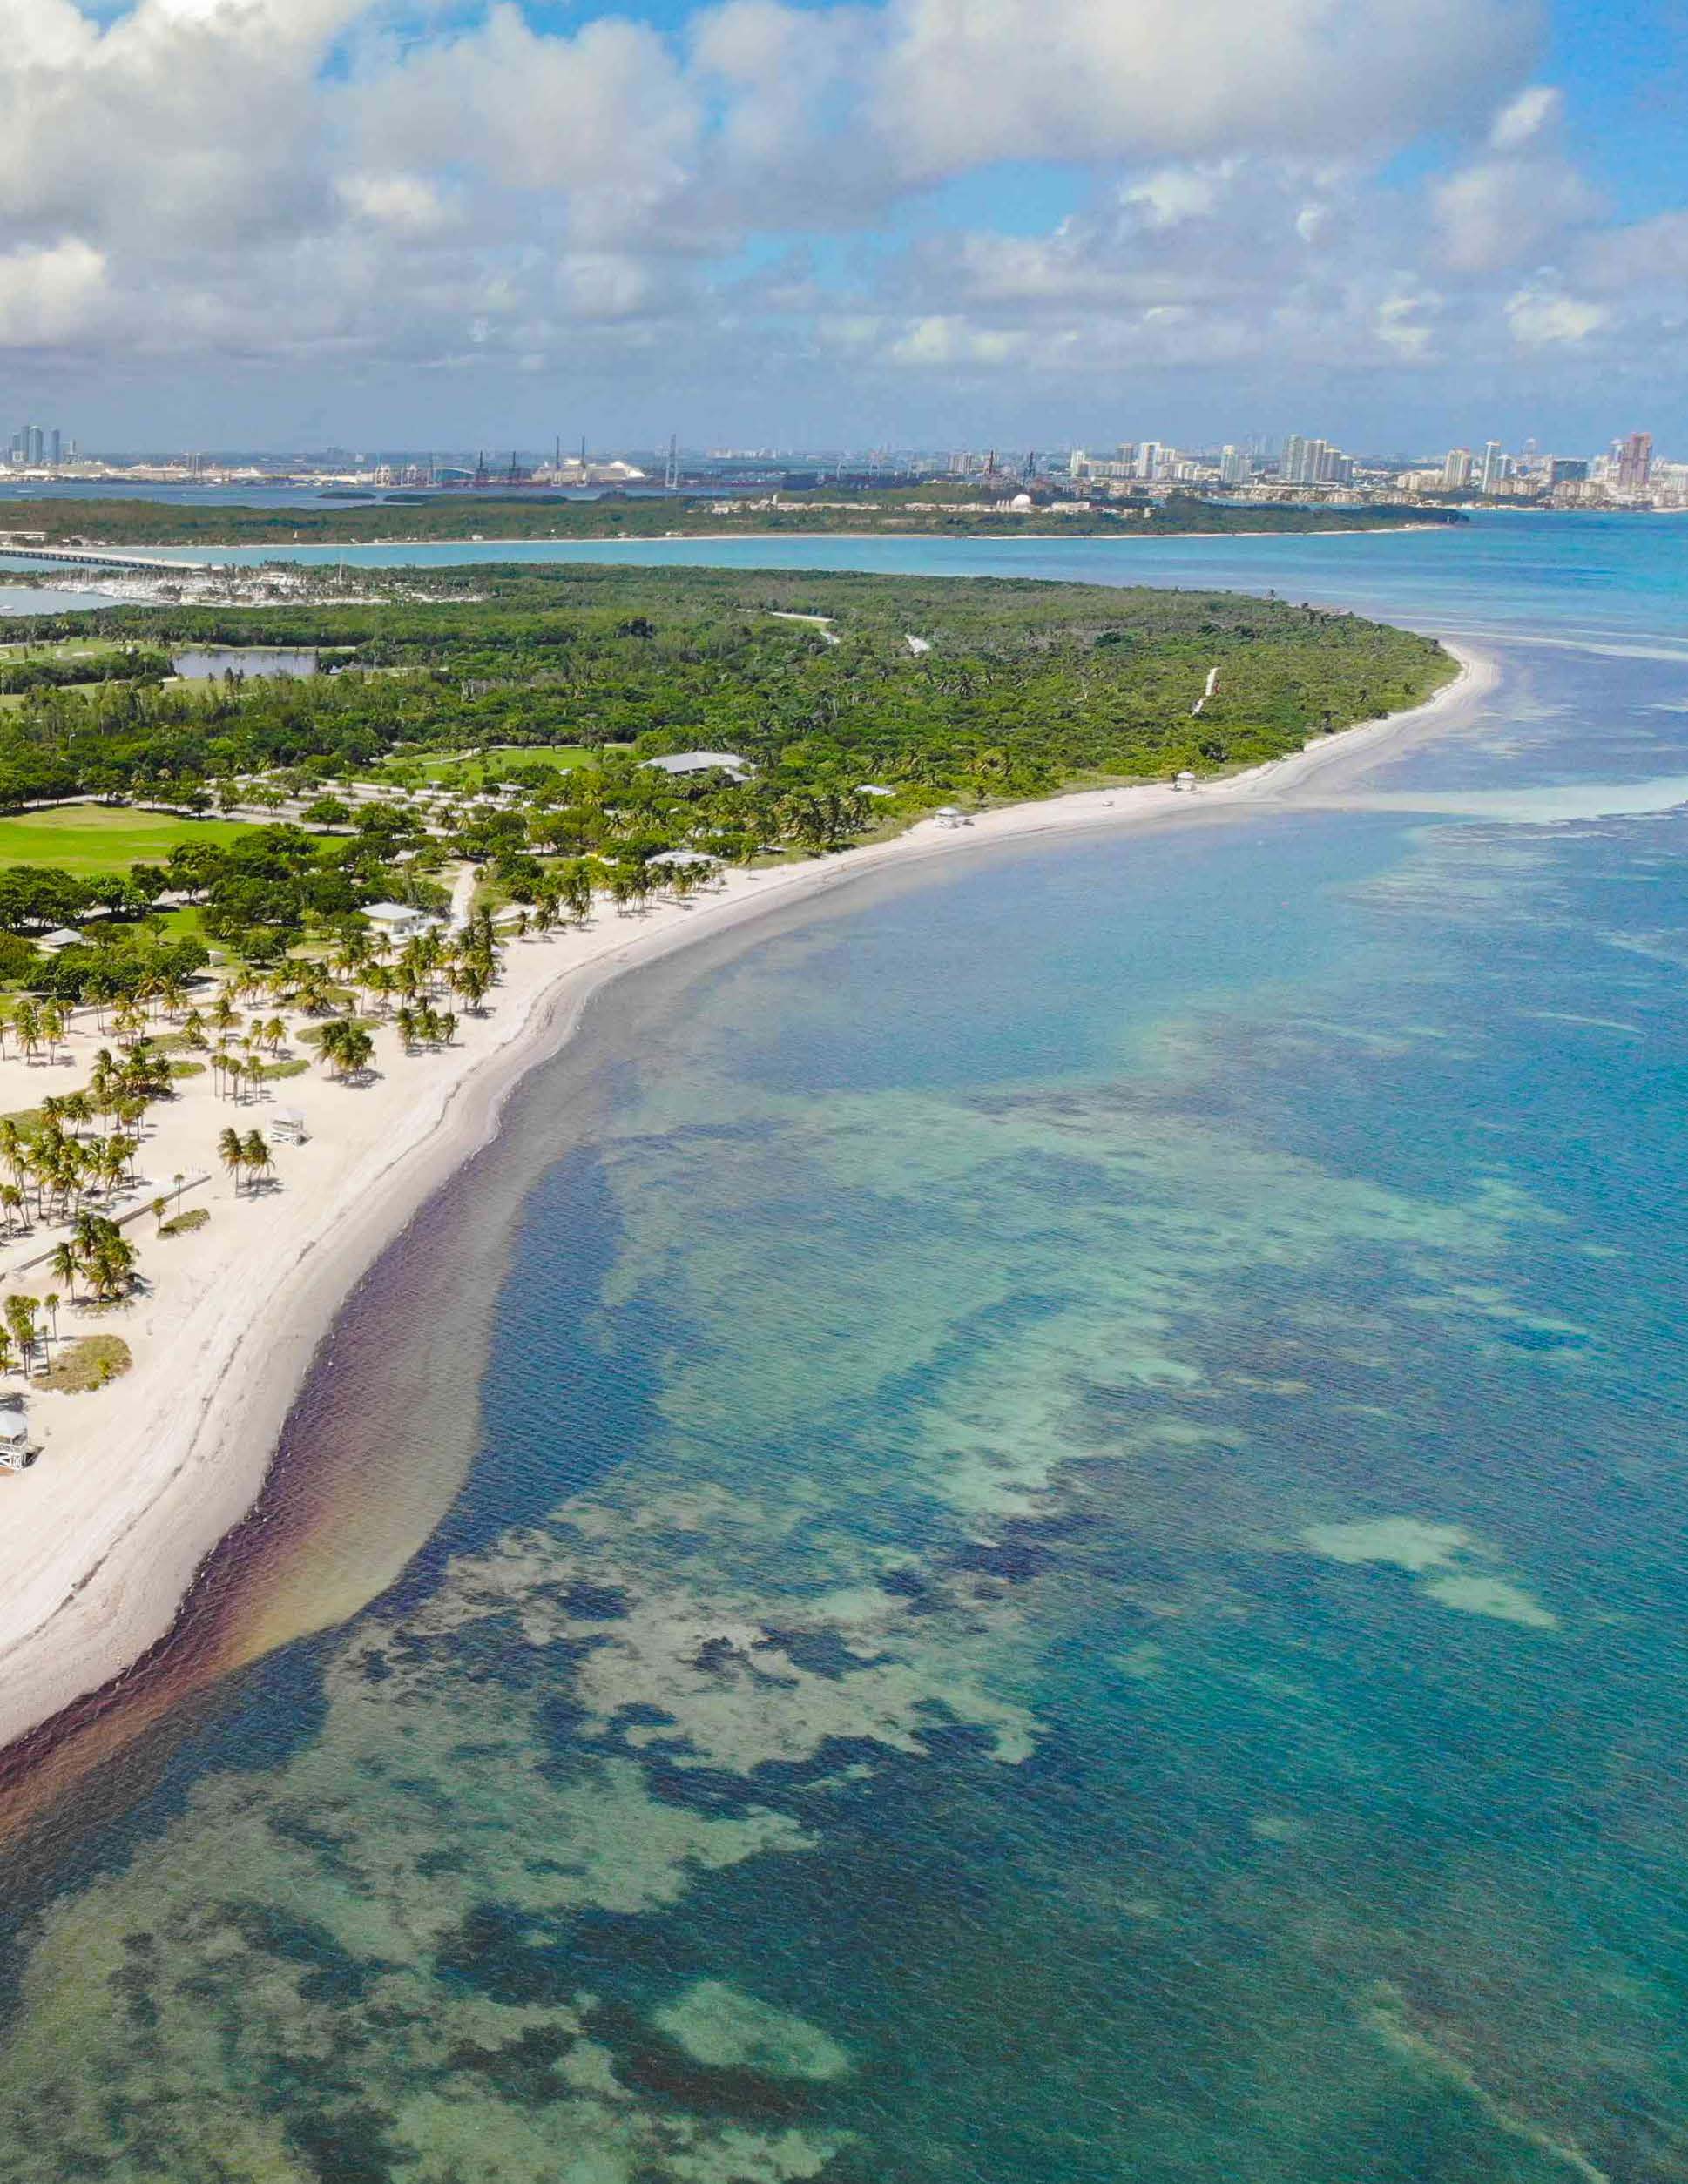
0;642;1494;1753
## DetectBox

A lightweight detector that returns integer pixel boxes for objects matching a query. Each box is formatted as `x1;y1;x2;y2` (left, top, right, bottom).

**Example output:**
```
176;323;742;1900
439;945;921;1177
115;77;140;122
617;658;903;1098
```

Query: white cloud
1489;83;1561;150
1433;155;1595;273
0;239;111;347
1121;165;1238;231
872;0;1541;178
886;315;1032;367
337;172;457;239
1374;285;1442;359
1505;285;1608;345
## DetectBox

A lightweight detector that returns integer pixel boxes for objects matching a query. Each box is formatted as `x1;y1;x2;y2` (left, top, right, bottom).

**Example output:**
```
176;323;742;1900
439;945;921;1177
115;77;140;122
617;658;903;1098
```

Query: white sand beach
0;642;1494;1754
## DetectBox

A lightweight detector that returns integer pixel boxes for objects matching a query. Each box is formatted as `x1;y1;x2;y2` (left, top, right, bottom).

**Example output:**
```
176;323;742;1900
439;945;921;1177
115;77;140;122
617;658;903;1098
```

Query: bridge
0;541;209;576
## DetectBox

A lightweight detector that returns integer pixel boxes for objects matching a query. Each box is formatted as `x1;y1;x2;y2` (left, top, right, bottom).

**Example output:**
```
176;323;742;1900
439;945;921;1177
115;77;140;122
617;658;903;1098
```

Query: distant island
0;489;1465;551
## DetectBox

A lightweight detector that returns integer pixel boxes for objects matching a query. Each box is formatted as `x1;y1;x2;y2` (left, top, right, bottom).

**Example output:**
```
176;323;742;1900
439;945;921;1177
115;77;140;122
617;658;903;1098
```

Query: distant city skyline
0;1;1683;449
3;424;1670;474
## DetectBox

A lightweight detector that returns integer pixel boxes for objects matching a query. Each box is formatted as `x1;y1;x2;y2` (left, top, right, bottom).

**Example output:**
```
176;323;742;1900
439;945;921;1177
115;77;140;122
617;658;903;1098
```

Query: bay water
0;520;1685;2181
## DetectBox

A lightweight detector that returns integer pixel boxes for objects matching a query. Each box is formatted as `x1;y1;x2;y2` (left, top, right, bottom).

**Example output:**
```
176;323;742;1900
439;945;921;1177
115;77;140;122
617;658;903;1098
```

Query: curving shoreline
0;640;1494;1760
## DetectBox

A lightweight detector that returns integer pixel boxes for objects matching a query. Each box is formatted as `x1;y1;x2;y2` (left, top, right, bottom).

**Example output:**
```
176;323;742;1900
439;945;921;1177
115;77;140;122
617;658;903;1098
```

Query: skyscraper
1616;432;1653;492
1479;440;1509;493
49;429;61;468
1442;448;1473;488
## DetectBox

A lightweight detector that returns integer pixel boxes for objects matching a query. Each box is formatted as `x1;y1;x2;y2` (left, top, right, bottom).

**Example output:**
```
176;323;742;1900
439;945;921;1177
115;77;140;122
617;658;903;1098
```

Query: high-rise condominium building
1219;445;1252;486
1616;432;1653;492
1281;436;1350;486
1442;448;1474;488
1479;440;1509;493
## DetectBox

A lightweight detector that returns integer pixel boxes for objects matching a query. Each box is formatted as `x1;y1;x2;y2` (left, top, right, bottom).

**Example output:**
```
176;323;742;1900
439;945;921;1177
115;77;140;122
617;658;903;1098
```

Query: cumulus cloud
1433;155;1596;273
1432;86;1596;273
0;239;111;346
871;0;1541;177
0;0;1677;432
1489;83;1561;149
1505;286;1609;345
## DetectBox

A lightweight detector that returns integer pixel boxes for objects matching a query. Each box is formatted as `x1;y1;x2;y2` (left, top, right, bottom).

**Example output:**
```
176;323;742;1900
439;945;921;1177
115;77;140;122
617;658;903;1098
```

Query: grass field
0;638;138;662
0;806;253;874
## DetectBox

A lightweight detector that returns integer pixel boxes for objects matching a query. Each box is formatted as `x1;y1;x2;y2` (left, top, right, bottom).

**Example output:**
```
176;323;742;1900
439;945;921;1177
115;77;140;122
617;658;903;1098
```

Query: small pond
172;648;319;680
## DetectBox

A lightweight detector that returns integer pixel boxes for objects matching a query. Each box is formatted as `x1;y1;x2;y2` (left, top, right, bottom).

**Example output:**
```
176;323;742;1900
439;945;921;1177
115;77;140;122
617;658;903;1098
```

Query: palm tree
49;1241;79;1304
218;1126;246;1196
97;1139;126;1204
172;1170;186;1215
85;1230;137;1304
334;1026;375;1079
243;1131;273;1192
4;1296;39;1378
43;1291;60;1351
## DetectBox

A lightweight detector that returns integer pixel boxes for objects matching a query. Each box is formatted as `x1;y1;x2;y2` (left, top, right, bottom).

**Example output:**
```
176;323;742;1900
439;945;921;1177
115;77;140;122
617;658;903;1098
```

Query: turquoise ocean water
0;517;1685;2181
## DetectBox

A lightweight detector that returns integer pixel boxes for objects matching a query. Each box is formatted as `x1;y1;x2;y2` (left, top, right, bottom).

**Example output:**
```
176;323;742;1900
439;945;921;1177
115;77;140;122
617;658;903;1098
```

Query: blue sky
2;0;1684;455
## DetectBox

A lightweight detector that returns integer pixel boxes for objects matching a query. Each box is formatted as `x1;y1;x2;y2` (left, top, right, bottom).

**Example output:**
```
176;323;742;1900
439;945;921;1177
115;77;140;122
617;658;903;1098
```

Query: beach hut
0;1411;36;1474
271;1106;307;1146
935;806;970;828
856;785;897;799
1173;770;1198;792
37;926;85;953
361;901;440;942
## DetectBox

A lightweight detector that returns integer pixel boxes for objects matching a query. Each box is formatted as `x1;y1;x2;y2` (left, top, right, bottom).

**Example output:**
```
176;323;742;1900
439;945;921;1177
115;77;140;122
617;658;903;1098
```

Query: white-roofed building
640;752;751;780
361;901;442;941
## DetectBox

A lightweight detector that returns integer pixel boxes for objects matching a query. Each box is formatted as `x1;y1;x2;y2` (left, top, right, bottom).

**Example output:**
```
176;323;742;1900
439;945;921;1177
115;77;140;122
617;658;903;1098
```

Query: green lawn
154;903;208;941
0;637;138;662
0;806;253;874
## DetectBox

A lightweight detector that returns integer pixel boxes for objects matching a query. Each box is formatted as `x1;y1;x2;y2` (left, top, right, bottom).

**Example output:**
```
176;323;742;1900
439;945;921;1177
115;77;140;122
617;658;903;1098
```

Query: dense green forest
0;489;1462;548
0;564;1454;987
